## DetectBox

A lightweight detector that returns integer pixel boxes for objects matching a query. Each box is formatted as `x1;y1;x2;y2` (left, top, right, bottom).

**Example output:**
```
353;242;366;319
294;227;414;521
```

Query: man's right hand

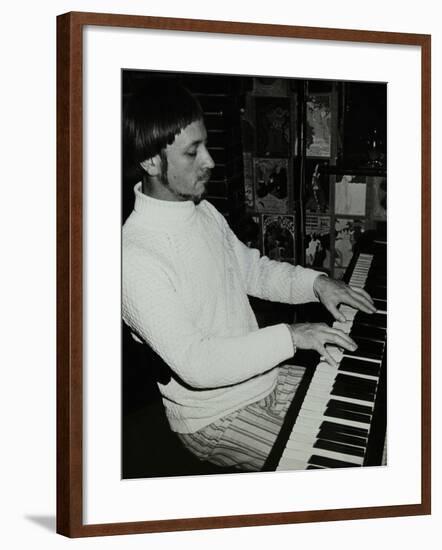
288;322;357;368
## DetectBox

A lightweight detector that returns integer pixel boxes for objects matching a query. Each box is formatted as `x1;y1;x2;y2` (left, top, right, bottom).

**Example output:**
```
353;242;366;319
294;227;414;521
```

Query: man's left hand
313;274;377;322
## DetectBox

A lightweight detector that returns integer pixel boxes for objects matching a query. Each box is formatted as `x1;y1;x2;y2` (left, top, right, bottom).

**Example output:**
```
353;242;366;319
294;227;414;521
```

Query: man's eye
187;151;197;157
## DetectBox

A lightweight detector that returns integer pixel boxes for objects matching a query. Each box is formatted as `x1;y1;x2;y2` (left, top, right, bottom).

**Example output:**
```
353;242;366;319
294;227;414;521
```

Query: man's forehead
172;119;207;148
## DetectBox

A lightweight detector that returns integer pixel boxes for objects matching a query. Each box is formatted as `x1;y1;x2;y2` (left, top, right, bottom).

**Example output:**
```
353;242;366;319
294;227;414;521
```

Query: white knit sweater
122;183;322;433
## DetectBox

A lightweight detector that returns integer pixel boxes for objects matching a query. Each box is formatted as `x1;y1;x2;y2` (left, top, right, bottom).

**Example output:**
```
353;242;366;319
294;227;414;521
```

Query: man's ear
140;155;162;176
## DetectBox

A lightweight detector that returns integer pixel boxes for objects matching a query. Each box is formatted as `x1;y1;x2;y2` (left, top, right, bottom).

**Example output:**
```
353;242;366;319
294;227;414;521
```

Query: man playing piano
122;80;376;472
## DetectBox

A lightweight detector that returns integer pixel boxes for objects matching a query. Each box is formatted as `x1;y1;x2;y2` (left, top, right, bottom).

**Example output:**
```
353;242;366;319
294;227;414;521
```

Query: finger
324;328;357;351
350;286;375;304
326;303;347;323
318;344;338;368
341;291;377;314
352;294;377;313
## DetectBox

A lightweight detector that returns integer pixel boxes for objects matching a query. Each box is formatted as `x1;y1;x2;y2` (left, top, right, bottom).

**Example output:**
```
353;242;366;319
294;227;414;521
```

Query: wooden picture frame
57;11;431;537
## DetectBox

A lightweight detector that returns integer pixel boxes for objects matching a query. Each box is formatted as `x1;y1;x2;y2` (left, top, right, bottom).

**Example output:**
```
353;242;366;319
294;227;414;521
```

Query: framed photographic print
57;11;431;537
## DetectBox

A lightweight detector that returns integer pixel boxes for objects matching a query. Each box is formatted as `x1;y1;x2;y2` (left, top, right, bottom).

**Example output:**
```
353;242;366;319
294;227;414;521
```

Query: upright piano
263;237;387;471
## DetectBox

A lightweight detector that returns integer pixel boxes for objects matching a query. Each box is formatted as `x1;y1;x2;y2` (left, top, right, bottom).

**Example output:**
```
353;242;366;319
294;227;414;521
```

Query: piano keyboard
277;252;387;471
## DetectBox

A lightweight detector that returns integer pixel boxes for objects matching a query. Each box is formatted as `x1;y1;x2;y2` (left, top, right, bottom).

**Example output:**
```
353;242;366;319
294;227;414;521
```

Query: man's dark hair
123;79;204;169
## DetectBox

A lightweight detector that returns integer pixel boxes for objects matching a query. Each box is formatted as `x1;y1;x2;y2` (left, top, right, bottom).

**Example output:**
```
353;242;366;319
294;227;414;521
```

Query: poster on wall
306;94;331;157
305;160;330;213
333;218;366;279
334;174;367;216
367;175;387;220
255;97;291;157
253;157;290;212
262;213;296;263
252;77;289;97
305;214;331;271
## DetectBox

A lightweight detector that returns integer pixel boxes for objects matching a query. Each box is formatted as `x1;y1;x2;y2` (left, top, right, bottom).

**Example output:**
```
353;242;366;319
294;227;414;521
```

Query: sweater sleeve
122;249;294;390
232;236;323;303
204;202;324;304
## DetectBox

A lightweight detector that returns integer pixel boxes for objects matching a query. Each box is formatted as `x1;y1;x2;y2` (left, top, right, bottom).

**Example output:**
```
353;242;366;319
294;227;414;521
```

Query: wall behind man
0;0;440;548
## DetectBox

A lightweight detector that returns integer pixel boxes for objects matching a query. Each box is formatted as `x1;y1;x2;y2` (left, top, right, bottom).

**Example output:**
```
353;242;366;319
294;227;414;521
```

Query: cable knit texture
122;183;322;433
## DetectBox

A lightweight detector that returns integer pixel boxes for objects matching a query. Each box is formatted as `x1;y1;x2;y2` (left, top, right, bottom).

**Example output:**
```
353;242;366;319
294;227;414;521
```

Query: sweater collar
133;182;196;226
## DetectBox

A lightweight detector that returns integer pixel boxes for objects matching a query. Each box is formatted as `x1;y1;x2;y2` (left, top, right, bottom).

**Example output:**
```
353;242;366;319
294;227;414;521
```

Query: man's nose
201;146;215;170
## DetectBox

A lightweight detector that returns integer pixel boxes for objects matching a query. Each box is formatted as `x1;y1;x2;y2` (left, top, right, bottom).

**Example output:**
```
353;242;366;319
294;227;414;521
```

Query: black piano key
338;357;381;377
350;323;386;341
373;298;387;311
318;428;367;448
318;422;368;440
314;438;366;458
335;373;378;393
327;398;373;415
332;382;376;398
306;465;323;470
320;420;369;438
333;380;376;397
345;338;385;360
308;455;360;468
324;407;372;425
365;274;386;287
331;387;375;402
354;312;387;328
370;285;387;301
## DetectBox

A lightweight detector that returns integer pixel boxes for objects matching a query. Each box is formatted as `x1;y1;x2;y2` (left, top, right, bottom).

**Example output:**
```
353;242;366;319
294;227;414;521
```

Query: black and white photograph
121;70;387;480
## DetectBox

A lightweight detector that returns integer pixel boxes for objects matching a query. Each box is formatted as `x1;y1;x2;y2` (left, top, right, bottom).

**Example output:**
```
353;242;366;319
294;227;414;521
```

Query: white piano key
336;369;379;382
278;457;307;470
283;445;364;466
298;409;327;421
289;431;367;456
297;411;371;431
288;431;321;445
289;423;320;436
293;417;326;430
341;353;382;364
300;400;333;413
321;411;371;430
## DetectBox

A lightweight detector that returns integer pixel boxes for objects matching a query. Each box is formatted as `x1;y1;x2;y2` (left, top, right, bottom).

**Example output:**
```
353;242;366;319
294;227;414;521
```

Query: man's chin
192;182;208;204
192;190;207;205
175;188;206;204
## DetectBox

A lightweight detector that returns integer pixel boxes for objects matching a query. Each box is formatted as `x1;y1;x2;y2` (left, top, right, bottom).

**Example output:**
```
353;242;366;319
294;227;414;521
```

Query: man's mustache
199;169;212;181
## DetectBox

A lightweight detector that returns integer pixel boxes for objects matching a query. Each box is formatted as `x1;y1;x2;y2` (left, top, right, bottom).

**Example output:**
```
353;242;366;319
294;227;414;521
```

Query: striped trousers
177;364;306;472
